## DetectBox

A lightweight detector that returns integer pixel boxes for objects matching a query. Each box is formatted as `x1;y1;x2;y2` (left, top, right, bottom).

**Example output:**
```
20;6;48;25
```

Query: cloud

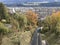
42;1;49;3
55;0;58;2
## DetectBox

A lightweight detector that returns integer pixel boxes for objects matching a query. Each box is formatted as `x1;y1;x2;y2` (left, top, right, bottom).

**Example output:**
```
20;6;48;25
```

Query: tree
43;11;60;34
26;10;38;26
0;3;8;21
18;14;27;30
56;21;60;34
41;11;60;45
12;13;28;31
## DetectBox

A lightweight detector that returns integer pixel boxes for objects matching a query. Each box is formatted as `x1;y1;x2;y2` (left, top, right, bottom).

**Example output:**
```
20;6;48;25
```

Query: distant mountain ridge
4;2;60;7
40;2;60;7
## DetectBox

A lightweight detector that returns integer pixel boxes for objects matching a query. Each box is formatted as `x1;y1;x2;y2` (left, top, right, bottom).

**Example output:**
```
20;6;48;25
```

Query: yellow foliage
52;11;60;17
51;11;60;23
26;10;38;26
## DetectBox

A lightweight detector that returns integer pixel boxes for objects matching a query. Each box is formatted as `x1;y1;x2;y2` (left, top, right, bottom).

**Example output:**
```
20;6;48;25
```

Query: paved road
31;28;42;45
38;33;42;45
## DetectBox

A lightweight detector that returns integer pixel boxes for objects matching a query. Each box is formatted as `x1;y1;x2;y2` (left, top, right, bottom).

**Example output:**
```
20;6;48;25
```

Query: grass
1;31;32;45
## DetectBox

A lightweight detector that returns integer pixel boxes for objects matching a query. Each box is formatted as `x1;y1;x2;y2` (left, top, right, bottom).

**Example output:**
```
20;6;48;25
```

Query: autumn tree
43;11;60;34
40;11;60;45
26;10;38;27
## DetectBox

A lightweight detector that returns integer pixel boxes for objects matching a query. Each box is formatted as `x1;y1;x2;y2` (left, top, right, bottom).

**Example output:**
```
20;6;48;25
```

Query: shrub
0;22;10;34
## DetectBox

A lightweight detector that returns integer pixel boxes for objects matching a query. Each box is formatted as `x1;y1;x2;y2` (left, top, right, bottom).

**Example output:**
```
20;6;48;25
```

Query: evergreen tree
0;3;8;20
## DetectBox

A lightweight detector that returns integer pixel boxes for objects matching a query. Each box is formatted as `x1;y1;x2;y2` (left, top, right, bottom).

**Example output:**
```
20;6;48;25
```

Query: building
7;7;60;19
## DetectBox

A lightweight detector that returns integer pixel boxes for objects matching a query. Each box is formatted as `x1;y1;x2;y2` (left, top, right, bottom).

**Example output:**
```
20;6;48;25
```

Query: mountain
0;0;60;7
39;2;60;7
4;2;60;7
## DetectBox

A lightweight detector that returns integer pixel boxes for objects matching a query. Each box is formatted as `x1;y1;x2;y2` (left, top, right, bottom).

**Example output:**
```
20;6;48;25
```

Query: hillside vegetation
40;11;60;45
0;3;60;45
0;3;38;45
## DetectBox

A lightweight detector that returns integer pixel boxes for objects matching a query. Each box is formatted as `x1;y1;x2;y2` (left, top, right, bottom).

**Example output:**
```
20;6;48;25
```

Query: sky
0;0;60;4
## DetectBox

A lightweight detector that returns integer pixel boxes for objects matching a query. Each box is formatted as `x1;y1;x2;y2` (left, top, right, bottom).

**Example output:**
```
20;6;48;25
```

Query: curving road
31;28;42;45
